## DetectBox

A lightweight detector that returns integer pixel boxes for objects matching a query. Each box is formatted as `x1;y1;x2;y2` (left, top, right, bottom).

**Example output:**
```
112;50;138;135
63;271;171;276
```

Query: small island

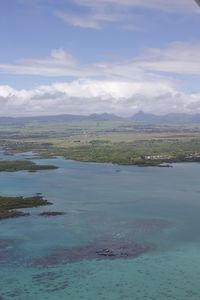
0;160;58;172
0;195;52;220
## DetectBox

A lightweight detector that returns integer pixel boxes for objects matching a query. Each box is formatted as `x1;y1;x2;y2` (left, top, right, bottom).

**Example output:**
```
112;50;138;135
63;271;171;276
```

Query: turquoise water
0;155;200;299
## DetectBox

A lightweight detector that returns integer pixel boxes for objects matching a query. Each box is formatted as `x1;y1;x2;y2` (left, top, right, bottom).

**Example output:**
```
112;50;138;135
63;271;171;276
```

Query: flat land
1;120;200;165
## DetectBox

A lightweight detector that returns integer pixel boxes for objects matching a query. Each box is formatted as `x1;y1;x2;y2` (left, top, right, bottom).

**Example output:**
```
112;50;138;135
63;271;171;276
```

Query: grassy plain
1;120;200;165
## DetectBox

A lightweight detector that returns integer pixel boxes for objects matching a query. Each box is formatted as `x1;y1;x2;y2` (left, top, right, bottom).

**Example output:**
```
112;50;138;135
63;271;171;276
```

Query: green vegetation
0;209;29;219
0;160;58;172
1;120;200;166
0;195;52;220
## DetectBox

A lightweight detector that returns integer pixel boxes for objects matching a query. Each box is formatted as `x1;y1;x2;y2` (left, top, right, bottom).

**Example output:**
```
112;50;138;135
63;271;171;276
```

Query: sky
0;0;200;116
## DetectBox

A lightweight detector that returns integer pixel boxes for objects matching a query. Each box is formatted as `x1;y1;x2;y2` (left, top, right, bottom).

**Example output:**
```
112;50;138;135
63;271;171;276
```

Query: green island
0;160;58;172
0;195;52;220
1;120;200;166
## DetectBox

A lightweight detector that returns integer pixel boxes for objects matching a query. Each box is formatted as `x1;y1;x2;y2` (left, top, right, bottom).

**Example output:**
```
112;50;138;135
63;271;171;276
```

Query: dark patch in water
130;218;172;234
0;240;14;249
39;211;66;217
32;271;68;292
33;241;152;267
0;239;15;263
4;288;23;298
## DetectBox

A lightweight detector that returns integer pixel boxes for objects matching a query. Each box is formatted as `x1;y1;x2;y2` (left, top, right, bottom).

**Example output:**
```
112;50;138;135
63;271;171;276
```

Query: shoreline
2;148;200;168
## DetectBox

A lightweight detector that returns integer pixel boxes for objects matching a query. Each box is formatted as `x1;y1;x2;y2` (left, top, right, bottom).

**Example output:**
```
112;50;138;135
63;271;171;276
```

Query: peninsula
0;160;58;172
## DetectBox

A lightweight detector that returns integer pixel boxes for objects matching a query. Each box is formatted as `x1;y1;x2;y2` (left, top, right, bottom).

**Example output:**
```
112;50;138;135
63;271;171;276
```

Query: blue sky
0;0;200;116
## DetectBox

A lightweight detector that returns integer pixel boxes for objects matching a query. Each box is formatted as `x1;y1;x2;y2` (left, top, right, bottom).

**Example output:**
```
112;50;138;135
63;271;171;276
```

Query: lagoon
0;155;200;299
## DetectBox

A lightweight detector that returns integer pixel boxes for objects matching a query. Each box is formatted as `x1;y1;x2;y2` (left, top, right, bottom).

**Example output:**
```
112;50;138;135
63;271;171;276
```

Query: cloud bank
1;79;200;117
1;42;200;116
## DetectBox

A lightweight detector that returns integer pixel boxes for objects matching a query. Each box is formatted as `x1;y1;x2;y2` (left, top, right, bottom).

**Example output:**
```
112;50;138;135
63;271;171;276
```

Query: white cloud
1;42;200;78
1;42;200;117
0;79;200;117
75;0;197;12
0;48;102;77
18;0;199;30
55;12;101;29
19;0;198;12
55;0;198;30
55;4;128;29
134;42;200;75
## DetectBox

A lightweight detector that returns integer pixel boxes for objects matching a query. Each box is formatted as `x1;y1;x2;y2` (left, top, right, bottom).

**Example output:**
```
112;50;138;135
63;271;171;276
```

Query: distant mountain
0;113;122;124
2;111;200;125
89;113;122;121
131;111;200;124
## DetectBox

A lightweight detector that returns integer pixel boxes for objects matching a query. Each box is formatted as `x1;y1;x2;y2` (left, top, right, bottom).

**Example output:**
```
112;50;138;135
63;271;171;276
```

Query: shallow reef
33;240;153;267
39;211;66;217
130;218;172;233
0;239;15;264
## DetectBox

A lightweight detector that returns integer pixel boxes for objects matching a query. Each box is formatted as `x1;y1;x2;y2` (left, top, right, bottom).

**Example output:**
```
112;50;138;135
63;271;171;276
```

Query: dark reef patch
33;241;153;267
130;218;172;234
0;239;15;250
39;211;66;217
0;239;15;264
32;271;69;292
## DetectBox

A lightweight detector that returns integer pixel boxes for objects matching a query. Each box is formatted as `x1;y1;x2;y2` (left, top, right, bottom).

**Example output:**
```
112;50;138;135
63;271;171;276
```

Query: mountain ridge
1;111;200;124
131;111;200;124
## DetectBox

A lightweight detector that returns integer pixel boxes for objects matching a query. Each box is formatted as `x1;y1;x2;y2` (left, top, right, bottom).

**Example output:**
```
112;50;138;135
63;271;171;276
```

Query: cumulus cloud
1;42;200;117
0;79;200;117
